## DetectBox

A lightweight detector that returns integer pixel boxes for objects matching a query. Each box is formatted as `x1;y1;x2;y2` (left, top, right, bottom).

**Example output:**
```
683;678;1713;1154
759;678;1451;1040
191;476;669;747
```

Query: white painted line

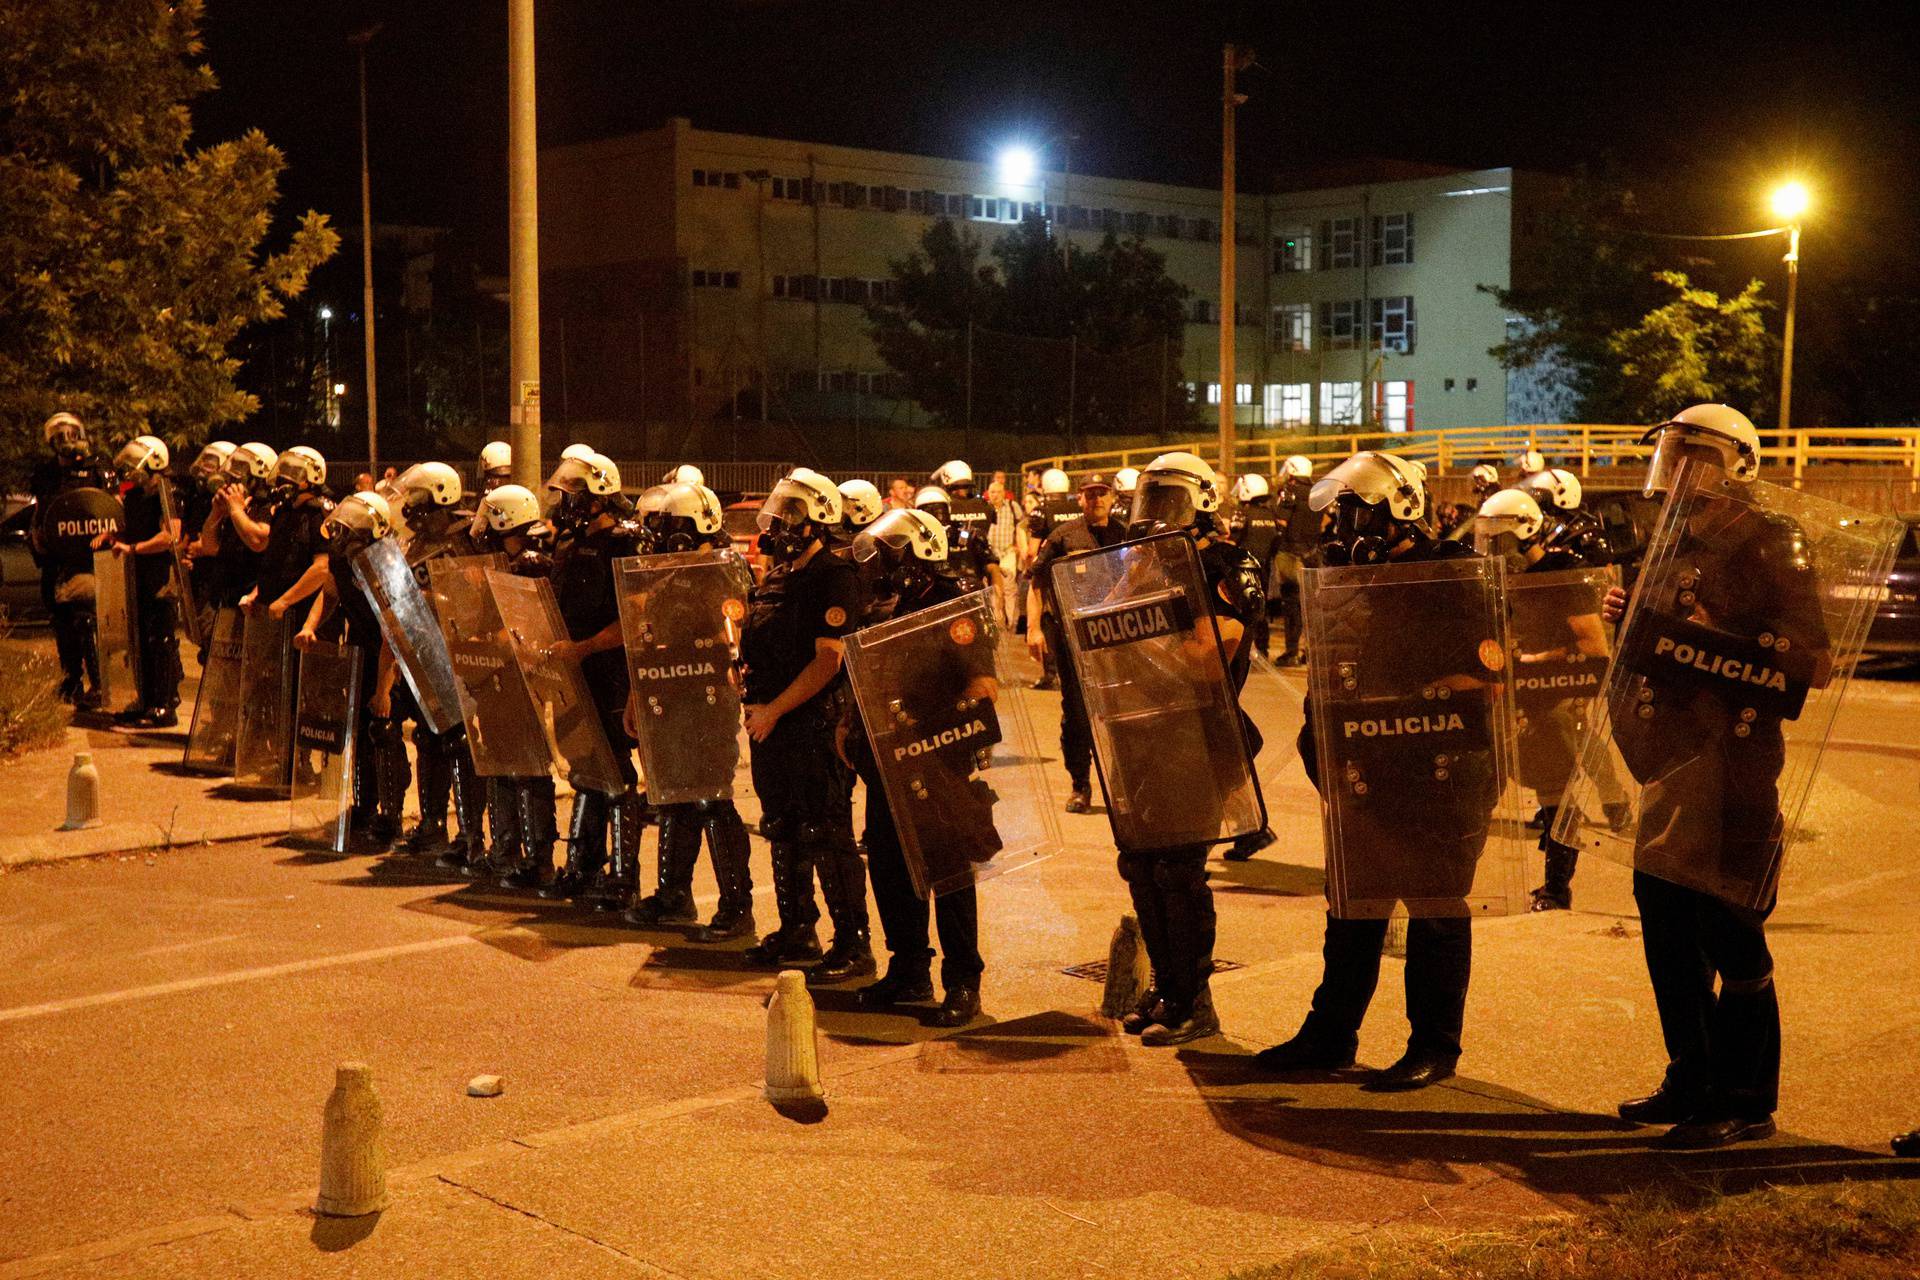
0;934;477;1024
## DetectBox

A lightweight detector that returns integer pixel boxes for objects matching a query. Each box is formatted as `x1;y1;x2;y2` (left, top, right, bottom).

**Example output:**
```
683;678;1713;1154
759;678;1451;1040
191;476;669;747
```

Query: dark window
722;271;740;289
721;172;739;190
1189;218;1214;242
690;269;708;287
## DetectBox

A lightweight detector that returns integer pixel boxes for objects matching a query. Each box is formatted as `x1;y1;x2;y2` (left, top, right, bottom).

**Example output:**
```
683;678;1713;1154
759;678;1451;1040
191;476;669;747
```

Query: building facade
539;118;1549;434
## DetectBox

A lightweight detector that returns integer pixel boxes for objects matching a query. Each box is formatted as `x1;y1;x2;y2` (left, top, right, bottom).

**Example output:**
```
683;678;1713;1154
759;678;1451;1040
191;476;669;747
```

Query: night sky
193;0;1918;287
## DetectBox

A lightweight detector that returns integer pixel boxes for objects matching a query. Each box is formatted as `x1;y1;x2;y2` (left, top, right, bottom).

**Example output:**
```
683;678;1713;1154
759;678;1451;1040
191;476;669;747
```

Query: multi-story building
539;118;1555;435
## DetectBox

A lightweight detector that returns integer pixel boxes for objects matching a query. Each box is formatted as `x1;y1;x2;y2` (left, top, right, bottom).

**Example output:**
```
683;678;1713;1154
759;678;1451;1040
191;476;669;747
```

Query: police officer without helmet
1026;472;1125;813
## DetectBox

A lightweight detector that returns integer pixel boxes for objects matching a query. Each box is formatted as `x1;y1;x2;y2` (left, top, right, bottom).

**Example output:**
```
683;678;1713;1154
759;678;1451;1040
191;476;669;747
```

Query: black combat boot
502;778;558;889
808;834;875;984
857;964;935;1009
402;736;452;854
624;804;700;925
585;791;642;912
539;790;608;900
743;843;822;967
690;807;755;942
447;748;490;877
1530;837;1578;912
367;716;407;850
483;776;523;876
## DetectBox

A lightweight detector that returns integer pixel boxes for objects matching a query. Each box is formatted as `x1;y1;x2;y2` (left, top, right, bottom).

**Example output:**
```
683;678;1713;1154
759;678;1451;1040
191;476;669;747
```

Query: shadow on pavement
1179;1046;1920;1206
1209;858;1325;898
308;1209;381;1252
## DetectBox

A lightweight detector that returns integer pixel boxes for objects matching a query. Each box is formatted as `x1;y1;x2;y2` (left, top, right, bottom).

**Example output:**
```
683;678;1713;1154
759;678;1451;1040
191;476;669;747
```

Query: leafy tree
1607;270;1773;422
0;0;337;476
868;214;1192;434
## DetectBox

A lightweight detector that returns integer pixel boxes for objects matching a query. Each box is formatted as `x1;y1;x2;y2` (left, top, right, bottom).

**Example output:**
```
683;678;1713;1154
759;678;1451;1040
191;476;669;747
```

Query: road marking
0;934;476;1024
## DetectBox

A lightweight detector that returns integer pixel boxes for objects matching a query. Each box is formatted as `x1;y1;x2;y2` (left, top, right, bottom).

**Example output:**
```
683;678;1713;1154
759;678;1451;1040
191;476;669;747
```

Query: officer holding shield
102;437;185;728
1027;474;1127;813
29;412;117;708
1269;454;1318;666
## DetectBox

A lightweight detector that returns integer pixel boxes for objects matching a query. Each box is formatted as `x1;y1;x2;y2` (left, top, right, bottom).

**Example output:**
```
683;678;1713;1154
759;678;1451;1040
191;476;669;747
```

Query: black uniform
118;484;183;713
1271;481;1319;661
1290;537;1483;1068
324;543;405;841
741;545;866;965
29;454;117;700
258;495;329;607
946;493;995;587
1029;514;1126;793
491;544;562;892
846;569;987;994
1228;498;1282;658
1615;503;1826;1123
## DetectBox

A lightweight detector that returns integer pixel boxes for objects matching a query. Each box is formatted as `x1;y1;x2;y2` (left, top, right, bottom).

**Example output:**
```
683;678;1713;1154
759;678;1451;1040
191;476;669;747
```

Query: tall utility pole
349;25;382;469
1218;44;1252;477
507;0;542;488
1778;219;1801;434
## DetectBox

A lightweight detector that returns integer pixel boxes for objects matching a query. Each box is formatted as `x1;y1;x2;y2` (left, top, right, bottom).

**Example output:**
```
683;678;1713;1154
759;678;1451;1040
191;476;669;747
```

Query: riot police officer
1111;467;1139;527
1023;467;1079;690
1520;466;1611;566
837;479;884;535
234;445;332;622
1270;454;1317;666
844;507;988;1025
1105;451;1266;1045
29;412;117;708
477;441;513;496
539;452;646;910
389;462;490;872
103;437;185;727
1255;450;1483;1089
914;484;992;594
1026;474;1127;813
930;459;995;593
300;491;407;850
1227;473;1282;660
177;441;235;646
740;469;871;981
621;481;758;942
195;443;277;614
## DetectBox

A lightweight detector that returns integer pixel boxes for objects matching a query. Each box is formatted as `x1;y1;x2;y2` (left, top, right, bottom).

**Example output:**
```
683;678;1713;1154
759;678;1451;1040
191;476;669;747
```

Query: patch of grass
1229;1181;1920;1280
0;612;66;758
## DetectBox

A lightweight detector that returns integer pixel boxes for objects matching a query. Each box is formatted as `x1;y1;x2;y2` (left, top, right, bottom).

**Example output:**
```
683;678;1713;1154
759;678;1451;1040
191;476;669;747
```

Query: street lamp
994;136;1077;266
996;145;1038;188
319;306;335;428
1770;181;1808;435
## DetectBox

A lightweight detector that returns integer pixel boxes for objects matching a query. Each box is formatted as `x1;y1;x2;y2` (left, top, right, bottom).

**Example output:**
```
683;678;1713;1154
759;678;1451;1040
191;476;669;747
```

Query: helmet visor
1640;423;1753;496
755;487;814;534
1130;476;1198;531
850;509;926;564
544;457;595;495
1472;515;1526;557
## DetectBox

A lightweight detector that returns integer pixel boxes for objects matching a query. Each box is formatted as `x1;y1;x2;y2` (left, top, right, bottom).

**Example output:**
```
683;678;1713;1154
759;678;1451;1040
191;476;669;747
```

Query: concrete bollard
60;753;102;831
1099;913;1151;1019
1384;911;1409;960
315;1061;390;1217
765;970;825;1104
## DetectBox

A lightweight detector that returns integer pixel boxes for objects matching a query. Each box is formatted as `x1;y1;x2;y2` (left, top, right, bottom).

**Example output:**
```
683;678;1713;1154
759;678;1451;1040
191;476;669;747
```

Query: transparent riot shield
425;555;552;778
155;477;202;649
485;569;627;794
845;591;1060;897
1240;651;1310;796
353;537;464;735
613;549;751;805
91;547;140;710
1048;531;1265;852
183;606;245;774
1507;566;1623;822
288;641;363;852
1553;461;1904;910
233;609;295;791
1304;554;1526;919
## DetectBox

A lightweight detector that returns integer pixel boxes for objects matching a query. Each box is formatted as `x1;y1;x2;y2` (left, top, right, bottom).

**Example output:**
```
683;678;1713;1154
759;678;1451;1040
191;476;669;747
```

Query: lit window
1273;229;1312;273
1378;380;1414;432
1265;383;1311;427
1319;381;1362;425
1273;303;1311;352
1205;383;1222;405
1319;217;1358;269
1234;383;1254;406
1371;295;1416;353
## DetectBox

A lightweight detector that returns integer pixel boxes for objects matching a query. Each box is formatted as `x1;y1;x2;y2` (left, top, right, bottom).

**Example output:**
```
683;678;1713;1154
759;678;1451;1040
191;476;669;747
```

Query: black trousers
749;703;857;932
1632;870;1779;1117
1116;844;1216;1009
858;762;982;989
1302;914;1472;1061
135;589;182;710
1048;617;1094;791
42;567;99;690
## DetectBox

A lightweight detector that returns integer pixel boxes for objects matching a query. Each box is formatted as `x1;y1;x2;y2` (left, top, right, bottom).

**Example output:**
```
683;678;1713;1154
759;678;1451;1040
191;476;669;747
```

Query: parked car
0;496;47;622
1862;516;1920;657
723;493;768;581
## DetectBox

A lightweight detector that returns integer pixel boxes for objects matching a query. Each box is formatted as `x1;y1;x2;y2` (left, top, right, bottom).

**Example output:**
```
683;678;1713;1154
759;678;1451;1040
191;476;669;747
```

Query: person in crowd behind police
381;462;491;872
1027;473;1126;814
886;476;915;511
842;507;992;1026
1227;473;1281;661
536;451;647;911
29;412;117;709
1254;450;1486;1089
620;480;759;943
101;436;185;728
468;485;563;892
297;491;407;851
984;476;1024;629
1474;488;1628;912
1098;451;1265;1045
1601;404;1825;1150
930;459;1000;603
1023;467;1080;691
740;469;872;981
1268;454;1318;667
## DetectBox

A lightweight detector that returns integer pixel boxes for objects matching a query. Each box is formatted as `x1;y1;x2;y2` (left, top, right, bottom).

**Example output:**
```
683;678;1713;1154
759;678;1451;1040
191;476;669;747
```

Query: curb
0;805;294;870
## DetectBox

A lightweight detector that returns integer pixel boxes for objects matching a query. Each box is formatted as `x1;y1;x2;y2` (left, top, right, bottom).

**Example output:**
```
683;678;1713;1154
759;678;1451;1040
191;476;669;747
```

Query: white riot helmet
1310;451;1430;564
479;440;512;485
1281;454;1313;481
1472;487;1544;556
1521;467;1583;512
931;459;974;493
1640;403;1762;494
1520;448;1547;473
757;467;843;559
852;508;950;585
321;490;392;550
1039;467;1071;495
560;443;596;463
648;481;724;550
43;411;88;457
114;435;170;476
272;444;327;491
545;452;621;497
1114;466;1140;494
397;460;463;511
1234;473;1270;503
663;463;705;486
837;478;884;529
1470;463;1501;496
227;442;278;486
1130;451;1223;535
480;484;543;536
913;484;952;521
190;441;236;487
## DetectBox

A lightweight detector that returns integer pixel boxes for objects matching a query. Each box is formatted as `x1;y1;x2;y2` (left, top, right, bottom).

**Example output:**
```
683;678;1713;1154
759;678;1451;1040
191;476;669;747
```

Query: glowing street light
318;305;334;321
1770;181;1810;223
1769;181;1810;434
332;383;348;397
996;144;1038;188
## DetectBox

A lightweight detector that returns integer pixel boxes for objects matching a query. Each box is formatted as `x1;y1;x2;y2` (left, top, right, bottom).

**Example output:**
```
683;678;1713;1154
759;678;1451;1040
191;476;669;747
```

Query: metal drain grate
1060;959;1244;983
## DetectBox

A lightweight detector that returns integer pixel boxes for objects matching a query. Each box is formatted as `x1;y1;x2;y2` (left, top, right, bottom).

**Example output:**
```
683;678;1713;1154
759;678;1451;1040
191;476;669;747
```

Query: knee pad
1721;968;1774;997
1115;850;1153;886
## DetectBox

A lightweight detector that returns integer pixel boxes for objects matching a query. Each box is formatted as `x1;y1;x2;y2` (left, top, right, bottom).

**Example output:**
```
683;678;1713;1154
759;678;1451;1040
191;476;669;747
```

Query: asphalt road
2;663;1918;1276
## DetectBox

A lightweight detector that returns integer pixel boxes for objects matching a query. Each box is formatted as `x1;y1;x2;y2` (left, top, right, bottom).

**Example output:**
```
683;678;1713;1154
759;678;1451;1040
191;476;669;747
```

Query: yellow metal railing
1027;424;1920;483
